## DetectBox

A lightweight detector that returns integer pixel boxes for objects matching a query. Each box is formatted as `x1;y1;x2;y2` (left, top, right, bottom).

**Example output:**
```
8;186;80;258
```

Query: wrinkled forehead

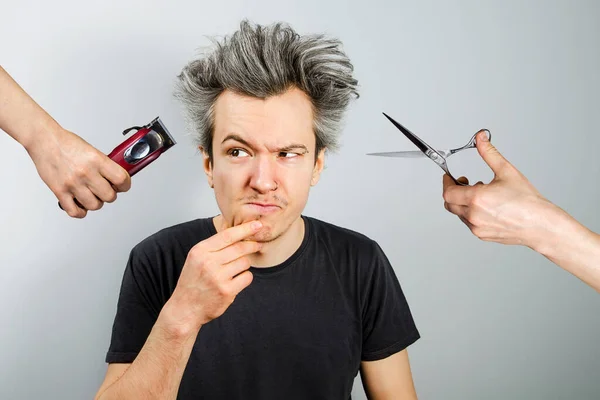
212;88;315;149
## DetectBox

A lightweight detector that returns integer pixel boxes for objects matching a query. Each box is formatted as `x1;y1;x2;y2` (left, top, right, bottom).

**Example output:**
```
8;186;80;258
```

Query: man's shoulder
304;215;395;281
305;215;379;251
131;216;215;256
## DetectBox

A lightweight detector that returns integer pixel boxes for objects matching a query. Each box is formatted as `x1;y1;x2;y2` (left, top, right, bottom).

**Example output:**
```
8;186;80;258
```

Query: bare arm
360;350;418;400
443;131;600;293
528;202;600;292
0;65;130;217
0;65;61;150
94;296;201;400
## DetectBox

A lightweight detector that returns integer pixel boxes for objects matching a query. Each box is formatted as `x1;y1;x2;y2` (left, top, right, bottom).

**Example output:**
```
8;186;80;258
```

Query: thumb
475;130;510;175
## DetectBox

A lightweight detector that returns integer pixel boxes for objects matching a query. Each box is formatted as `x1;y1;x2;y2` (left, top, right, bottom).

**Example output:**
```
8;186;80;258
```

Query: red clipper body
58;116;176;211
110;116;176;177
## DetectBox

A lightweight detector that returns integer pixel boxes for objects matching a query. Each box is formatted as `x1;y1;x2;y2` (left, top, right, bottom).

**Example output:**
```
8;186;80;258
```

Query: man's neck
212;215;305;268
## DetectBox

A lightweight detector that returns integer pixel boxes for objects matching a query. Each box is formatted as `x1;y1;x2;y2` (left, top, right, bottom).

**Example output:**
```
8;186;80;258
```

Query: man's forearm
95;298;202;400
0;65;62;152
528;203;600;293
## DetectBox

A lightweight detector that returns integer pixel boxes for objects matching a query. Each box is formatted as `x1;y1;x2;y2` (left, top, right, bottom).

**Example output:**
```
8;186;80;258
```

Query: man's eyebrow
221;134;254;149
278;144;309;153
221;134;309;153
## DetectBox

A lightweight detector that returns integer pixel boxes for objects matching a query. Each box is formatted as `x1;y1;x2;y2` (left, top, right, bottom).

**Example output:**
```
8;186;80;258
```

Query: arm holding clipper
0;65;131;218
94;220;262;399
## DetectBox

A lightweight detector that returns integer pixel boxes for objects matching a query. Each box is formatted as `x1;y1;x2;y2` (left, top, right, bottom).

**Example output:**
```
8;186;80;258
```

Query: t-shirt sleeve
105;244;163;364
360;240;420;361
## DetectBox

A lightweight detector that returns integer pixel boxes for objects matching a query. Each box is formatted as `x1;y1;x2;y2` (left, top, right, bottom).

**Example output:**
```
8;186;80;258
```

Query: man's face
202;87;325;242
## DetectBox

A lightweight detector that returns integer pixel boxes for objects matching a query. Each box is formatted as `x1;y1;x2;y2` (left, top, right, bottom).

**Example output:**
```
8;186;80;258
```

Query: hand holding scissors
368;112;552;246
367;112;491;185
368;112;600;294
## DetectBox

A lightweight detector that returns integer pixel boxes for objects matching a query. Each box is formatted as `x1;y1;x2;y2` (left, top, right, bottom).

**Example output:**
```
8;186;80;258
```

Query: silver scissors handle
447;129;491;156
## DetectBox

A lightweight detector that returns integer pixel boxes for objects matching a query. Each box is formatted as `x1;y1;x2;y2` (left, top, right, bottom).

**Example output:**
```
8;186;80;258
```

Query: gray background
1;0;599;399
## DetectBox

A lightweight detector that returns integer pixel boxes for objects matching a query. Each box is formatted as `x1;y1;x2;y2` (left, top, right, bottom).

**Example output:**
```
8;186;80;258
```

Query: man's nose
249;156;278;193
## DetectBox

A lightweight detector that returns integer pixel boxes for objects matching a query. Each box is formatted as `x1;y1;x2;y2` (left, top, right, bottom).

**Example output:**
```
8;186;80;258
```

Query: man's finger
442;173;455;191
73;187;103;211
221;255;254;279
475;130;510;176
100;158;131;193
442;175;476;206
458;216;475;231
444;202;468;219
229;270;254;295
216;240;262;266
205;220;263;251
59;195;87;218
88;173;118;203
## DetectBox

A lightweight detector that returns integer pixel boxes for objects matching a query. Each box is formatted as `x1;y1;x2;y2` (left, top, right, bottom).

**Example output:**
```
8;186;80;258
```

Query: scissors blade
381;112;445;158
367;150;449;158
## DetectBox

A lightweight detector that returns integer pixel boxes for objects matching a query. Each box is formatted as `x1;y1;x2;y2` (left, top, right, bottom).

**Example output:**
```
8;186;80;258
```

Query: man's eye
229;149;250;157
279;152;299;158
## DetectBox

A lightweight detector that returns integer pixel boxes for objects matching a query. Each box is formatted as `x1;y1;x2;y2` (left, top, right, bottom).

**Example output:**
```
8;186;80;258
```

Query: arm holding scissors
442;131;600;293
0;65;131;218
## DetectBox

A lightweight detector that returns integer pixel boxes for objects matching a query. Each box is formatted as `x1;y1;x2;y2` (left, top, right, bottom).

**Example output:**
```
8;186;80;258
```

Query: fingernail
252;221;262;230
478;131;489;142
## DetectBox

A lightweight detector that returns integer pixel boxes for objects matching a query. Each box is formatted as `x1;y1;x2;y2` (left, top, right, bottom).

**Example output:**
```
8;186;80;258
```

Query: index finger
442;173;456;192
205;220;263;251
442;174;475;206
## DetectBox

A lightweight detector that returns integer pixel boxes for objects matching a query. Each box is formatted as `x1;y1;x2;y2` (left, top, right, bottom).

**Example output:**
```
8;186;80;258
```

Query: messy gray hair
173;20;359;161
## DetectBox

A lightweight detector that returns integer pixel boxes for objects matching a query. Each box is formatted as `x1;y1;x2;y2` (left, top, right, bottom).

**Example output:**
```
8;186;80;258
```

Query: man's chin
250;228;274;243
233;212;288;243
251;218;275;242
232;214;269;239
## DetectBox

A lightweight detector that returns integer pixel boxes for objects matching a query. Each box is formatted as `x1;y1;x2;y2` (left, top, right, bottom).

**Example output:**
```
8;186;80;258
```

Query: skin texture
360;350;418;399
443;130;600;293
95;87;419;399
204;87;325;267
0;66;131;218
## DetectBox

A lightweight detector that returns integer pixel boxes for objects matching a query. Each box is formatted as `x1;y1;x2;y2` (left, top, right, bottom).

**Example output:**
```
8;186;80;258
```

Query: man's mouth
245;202;281;214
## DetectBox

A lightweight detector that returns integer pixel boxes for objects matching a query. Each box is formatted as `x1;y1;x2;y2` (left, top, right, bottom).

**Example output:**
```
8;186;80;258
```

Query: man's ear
200;146;214;188
311;147;326;186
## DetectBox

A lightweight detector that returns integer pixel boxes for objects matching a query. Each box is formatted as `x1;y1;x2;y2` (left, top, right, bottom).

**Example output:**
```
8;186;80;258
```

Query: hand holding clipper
109;116;176;177
57;116;176;215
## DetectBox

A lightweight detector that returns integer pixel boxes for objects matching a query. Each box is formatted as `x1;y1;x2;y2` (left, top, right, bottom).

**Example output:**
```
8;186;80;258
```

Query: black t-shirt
105;215;420;399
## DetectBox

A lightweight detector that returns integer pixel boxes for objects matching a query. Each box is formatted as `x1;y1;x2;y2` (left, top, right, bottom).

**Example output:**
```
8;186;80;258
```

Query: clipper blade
149;117;176;150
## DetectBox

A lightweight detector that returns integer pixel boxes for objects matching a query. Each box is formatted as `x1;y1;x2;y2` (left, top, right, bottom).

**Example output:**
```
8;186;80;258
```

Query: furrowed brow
221;134;309;154
277;144;309;153
221;134;254;149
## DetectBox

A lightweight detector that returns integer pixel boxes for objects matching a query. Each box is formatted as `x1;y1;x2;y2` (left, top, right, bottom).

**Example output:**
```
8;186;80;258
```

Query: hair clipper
58;116;176;211
111;116;176;177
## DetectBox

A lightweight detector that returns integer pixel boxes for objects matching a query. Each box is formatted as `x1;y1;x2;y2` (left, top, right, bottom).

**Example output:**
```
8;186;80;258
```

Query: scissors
367;112;491;186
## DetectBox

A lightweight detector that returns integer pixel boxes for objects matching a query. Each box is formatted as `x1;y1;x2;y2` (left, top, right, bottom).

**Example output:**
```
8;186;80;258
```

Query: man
443;130;600;293
0;66;131;218
95;20;420;400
